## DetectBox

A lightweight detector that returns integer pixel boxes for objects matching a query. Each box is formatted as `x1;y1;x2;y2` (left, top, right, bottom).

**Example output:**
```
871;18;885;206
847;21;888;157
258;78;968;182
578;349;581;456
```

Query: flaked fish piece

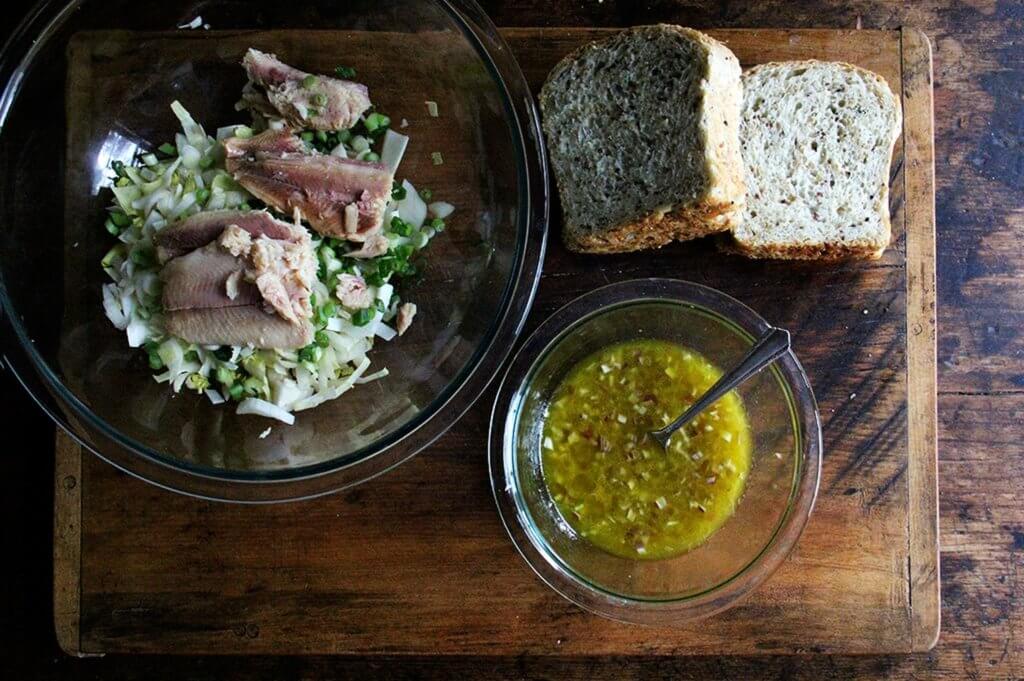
159;217;316;348
334;273;373;309
242;48;371;131
396;302;417;336
160;242;262;311
345;232;389;259
166;307;313;349
220;225;318;325
224;130;393;241
155;210;303;263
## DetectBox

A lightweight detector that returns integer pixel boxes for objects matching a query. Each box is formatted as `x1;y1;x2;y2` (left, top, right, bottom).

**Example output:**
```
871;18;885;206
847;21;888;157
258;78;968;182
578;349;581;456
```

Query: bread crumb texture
730;60;902;260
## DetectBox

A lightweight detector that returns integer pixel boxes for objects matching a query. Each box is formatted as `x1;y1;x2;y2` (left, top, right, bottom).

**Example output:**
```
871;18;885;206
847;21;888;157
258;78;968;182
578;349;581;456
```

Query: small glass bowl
489;279;821;624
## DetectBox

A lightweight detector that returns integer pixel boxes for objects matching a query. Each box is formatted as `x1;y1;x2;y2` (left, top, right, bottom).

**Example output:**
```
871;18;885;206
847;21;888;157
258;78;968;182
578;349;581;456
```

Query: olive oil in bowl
541;339;752;560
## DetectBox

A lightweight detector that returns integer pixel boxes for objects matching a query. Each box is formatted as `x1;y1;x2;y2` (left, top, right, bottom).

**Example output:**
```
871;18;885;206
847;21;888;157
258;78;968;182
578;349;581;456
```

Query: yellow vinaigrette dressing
541;340;752;560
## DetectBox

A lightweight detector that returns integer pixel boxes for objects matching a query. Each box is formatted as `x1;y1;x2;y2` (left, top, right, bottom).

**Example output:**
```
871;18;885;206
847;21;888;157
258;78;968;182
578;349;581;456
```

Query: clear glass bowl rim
0;0;549;502
488;278;822;624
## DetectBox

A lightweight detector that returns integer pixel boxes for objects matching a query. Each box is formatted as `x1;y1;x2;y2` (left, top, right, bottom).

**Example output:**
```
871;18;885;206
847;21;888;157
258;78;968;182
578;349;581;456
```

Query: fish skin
160;242;262;311
224;130;392;240
165;307;314;349
155;210;304;263
242;48;371;131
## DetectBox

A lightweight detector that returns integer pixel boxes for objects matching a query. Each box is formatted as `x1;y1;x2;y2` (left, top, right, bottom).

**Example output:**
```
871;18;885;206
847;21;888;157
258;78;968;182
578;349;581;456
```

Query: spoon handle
650;327;791;449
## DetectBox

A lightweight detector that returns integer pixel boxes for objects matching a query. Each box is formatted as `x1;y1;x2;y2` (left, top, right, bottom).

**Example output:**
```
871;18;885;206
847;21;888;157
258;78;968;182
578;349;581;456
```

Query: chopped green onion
393;243;415;260
301;75;319;89
395;259;416;277
334;65;356;78
141;153;159;167
364;113;390;132
338;129;353;143
243;376;264;396
313;93;328;107
195;188;211;204
216;365;236;385
228;383;244;401
315;130;328;143
145;342;164;370
105;218;121;236
374;299;386;313
300;131;315;142
321;301;337;319
431;151;444;165
185;350;200;363
429;217;446;231
157;142;177;156
390;216;413;237
101;245;124;268
199;155;214;169
411;230;429;249
364;152;380;162
110;211;131;227
419;188;433;201
129;247;155;267
391;184;407;201
351;308;375;327
240;202;251;211
314;330;330;348
185;373;209;392
234;125;254;139
297;344;322;363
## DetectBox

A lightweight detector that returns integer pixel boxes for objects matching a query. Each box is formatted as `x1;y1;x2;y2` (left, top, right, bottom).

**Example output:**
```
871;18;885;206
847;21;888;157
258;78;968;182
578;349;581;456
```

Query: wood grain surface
2;1;1021;679
50;26;935;658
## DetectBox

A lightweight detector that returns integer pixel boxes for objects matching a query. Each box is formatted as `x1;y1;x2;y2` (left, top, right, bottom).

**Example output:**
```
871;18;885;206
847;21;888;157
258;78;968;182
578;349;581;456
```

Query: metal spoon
649;327;792;450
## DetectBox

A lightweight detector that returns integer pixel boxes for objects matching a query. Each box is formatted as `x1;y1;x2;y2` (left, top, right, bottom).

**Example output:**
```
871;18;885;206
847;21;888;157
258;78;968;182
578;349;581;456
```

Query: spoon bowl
649;327;792;450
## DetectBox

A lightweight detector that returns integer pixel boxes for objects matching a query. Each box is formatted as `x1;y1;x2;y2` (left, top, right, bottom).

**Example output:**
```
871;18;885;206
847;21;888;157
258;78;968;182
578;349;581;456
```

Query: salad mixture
101;49;453;424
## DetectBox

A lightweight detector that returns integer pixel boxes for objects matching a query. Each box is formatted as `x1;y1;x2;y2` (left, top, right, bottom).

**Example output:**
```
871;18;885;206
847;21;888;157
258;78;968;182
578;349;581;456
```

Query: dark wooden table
3;1;1021;679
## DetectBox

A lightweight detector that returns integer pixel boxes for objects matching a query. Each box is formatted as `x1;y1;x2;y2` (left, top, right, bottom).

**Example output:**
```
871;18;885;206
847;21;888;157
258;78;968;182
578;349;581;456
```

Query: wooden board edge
900;27;941;653
53;430;86;657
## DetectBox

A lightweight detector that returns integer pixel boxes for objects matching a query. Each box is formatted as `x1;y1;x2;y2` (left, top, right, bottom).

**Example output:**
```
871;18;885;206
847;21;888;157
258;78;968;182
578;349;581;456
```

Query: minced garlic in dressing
541;340;751;560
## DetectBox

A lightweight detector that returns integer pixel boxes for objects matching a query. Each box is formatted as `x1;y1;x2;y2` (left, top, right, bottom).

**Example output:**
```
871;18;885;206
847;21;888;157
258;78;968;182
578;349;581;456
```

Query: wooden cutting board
53;27;938;656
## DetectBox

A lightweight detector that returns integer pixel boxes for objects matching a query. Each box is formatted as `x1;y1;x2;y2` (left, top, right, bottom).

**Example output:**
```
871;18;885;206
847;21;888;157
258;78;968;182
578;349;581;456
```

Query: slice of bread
728;60;902;260
539;25;745;254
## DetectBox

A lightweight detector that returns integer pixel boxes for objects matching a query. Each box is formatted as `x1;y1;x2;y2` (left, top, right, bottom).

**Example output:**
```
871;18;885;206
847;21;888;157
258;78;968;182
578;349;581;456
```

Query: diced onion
380;129;409;173
428;201;455;219
205;389;226;405
102;284;128;329
396;180;427;228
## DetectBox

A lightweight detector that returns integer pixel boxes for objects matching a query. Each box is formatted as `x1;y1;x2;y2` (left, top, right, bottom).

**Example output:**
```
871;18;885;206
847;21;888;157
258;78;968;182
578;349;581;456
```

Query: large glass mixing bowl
0;0;547;501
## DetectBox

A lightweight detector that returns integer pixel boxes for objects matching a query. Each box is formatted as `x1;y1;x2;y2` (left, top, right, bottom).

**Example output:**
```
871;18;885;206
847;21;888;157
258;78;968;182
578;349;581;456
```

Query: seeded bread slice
539;25;745;254
727;60;902;260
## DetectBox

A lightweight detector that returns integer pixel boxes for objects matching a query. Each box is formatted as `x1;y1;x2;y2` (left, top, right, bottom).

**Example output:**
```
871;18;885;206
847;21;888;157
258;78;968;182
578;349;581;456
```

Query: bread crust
717;234;887;261
540;25;746;255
